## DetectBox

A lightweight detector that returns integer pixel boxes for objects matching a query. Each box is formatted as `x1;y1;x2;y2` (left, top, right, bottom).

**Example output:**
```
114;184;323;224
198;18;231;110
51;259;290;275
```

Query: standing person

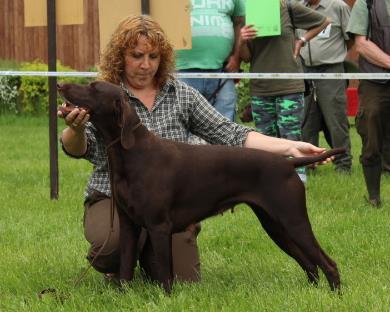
299;0;353;174
58;15;332;283
176;0;244;121
346;0;390;207
239;0;329;183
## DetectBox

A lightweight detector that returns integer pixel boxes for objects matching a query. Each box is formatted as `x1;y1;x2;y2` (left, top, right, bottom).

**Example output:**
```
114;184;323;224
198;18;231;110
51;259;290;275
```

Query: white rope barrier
0;71;389;80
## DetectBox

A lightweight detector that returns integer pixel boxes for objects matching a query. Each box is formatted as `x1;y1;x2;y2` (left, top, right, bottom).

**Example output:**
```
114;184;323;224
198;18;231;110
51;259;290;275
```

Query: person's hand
288;141;333;165
224;55;240;72
57;103;89;132
240;24;257;43
293;39;305;58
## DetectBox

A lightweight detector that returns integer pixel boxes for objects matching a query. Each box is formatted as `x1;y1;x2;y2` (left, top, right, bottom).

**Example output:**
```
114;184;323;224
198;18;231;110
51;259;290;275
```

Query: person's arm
239;24;257;62
244;131;326;158
354;35;390;69
224;16;245;72
58;107;89;157
294;18;331;57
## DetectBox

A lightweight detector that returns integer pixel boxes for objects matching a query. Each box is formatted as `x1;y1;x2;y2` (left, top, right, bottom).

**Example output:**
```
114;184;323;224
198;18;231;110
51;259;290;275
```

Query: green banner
245;0;281;37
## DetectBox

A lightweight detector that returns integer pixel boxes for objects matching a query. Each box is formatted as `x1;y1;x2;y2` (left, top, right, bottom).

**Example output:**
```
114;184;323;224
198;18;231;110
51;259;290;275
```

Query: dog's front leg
117;208;140;284
148;228;173;293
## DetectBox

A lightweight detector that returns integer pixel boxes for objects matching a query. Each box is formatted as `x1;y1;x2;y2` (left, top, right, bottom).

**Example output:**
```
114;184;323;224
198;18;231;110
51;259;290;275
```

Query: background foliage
0;59;94;115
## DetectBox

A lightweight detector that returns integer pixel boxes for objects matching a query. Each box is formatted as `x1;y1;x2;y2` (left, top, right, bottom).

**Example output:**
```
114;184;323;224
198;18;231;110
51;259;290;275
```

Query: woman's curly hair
99;15;175;86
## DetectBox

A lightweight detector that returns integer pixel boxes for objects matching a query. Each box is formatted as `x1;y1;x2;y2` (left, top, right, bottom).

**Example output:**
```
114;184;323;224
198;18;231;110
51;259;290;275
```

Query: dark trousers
302;63;352;170
84;198;201;282
356;80;390;167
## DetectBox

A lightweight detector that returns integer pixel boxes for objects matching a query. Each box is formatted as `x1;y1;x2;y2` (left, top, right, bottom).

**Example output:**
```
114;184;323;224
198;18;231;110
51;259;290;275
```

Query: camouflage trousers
251;93;306;178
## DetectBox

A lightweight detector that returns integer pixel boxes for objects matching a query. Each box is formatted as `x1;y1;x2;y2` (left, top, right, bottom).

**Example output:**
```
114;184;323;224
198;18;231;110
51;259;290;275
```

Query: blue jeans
178;69;237;121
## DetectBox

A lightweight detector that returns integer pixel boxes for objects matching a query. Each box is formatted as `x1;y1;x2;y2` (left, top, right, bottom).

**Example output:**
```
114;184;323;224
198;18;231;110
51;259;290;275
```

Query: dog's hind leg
278;218;340;291
250;204;319;285
319;247;340;291
147;227;174;293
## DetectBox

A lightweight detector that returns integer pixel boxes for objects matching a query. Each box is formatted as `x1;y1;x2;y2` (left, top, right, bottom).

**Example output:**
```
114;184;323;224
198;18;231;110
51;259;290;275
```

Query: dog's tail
289;147;346;168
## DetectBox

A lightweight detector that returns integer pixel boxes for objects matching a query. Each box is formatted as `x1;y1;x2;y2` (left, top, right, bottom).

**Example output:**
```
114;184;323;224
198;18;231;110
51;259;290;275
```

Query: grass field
0;115;389;311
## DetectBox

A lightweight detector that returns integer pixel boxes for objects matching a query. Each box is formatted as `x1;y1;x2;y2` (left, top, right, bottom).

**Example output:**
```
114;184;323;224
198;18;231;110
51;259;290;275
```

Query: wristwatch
299;36;307;46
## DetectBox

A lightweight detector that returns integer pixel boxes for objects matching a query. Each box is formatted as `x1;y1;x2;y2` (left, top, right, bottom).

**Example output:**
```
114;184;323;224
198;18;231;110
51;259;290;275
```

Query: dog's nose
57;83;64;90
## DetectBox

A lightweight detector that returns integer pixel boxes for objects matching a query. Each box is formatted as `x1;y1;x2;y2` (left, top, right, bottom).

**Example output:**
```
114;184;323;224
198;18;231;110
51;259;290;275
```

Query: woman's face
123;35;161;90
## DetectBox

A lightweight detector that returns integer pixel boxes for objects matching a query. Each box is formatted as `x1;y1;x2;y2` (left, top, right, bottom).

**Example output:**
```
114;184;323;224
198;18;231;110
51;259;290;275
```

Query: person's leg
178;69;219;102
213;79;237;121
179;70;222;144
171;223;201;282
178;69;207;96
314;64;352;172
302;90;322;147
277;93;306;182
356;80;388;207
84;198;121;273
251;95;278;137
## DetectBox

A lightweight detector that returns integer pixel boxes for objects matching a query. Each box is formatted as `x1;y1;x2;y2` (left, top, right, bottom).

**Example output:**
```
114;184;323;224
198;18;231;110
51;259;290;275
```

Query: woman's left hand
289;141;332;165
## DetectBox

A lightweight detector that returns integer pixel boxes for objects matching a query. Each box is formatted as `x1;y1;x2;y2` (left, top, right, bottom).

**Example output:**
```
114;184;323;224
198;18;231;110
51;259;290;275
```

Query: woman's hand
244;132;333;165
58;103;89;132
288;141;333;165
58;103;89;157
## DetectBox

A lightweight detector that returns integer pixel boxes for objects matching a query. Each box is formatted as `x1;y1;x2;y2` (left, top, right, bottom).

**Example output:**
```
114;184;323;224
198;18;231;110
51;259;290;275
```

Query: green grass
0;115;389;311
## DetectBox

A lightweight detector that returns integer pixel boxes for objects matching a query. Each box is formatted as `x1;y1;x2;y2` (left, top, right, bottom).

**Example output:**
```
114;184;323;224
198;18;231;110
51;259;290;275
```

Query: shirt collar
120;77;175;98
120;77;176;111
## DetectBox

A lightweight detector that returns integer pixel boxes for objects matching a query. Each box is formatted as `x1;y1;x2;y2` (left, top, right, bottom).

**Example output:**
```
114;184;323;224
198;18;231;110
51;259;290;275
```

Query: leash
38;121;143;300
72;179;115;287
71;121;143;286
38;171;116;299
72;146;118;287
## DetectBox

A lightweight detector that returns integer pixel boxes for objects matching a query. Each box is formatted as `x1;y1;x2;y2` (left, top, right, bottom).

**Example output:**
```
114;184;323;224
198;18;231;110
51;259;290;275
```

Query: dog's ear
119;96;135;150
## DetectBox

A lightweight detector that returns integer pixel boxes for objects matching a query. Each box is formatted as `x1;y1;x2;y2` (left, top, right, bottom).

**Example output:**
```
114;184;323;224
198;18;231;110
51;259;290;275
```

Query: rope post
47;0;59;200
141;0;150;14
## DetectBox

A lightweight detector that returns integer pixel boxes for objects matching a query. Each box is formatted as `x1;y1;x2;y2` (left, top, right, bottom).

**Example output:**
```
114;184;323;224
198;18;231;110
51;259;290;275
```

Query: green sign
245;0;281;37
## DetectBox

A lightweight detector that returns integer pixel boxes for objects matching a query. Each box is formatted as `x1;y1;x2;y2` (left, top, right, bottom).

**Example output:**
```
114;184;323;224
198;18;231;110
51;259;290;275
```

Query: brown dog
58;81;343;293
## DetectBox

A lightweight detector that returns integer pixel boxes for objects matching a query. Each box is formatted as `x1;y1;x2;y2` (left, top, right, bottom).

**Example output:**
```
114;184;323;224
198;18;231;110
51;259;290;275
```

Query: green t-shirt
176;0;245;70
248;1;326;96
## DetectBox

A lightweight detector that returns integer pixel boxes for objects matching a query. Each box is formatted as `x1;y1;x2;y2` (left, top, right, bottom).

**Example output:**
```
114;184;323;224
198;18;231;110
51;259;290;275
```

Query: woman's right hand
58;103;89;156
58;103;89;132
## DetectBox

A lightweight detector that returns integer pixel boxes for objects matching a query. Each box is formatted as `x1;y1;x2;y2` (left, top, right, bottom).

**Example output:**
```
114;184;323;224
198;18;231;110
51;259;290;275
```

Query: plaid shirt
64;78;252;200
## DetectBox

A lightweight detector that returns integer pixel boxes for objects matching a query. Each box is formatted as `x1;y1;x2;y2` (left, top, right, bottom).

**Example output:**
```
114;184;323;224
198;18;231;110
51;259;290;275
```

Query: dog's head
57;81;140;149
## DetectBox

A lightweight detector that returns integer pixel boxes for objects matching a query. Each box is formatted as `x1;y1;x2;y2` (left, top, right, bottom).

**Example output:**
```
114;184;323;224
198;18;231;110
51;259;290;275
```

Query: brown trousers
84;198;201;282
